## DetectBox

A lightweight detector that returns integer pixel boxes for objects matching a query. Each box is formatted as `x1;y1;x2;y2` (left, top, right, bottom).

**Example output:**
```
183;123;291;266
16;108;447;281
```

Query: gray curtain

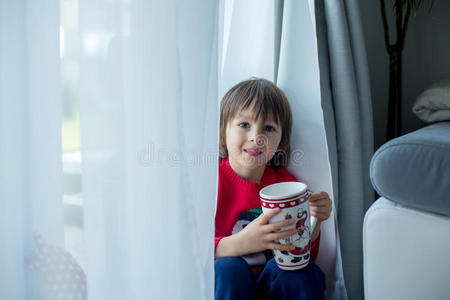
315;0;374;299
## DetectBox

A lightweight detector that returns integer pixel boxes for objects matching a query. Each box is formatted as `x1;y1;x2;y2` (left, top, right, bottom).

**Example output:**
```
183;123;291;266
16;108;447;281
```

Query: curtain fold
219;0;276;96
315;0;374;299
0;0;63;299
78;1;219;299
276;1;340;298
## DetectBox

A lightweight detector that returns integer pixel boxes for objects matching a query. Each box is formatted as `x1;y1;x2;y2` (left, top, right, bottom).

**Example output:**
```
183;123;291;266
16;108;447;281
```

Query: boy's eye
239;122;250;128
264;125;276;132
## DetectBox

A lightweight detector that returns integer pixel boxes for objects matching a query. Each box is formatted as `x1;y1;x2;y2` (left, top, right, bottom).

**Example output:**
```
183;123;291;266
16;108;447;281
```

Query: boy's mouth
244;148;263;157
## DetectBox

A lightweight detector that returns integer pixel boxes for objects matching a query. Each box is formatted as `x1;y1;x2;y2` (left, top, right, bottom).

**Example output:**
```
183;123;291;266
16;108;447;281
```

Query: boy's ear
219;142;228;158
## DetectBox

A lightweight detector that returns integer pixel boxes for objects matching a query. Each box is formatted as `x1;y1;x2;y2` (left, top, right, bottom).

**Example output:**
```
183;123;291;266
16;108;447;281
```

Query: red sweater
215;158;320;266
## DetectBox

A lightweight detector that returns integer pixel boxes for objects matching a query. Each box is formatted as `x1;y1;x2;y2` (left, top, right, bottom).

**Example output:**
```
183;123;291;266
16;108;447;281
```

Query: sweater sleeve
215;164;226;252
214;236;224;251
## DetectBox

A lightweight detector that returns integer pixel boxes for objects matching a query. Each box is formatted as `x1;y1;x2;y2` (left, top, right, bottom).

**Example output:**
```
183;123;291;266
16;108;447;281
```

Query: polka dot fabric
26;234;87;300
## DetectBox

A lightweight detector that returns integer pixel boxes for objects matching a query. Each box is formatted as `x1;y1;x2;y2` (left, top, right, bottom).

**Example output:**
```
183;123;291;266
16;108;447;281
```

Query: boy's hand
309;191;332;222
236;208;297;255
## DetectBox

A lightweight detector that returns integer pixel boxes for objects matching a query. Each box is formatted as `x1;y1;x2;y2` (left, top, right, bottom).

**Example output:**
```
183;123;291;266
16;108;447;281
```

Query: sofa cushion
370;122;450;217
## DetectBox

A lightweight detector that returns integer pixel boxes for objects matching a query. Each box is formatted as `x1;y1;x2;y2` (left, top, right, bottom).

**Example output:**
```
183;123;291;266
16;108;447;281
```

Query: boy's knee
215;257;256;300
215;257;254;281
259;259;326;298
278;261;325;287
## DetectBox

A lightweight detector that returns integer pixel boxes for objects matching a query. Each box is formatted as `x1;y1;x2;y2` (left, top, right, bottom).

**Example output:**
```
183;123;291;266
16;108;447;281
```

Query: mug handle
307;190;318;232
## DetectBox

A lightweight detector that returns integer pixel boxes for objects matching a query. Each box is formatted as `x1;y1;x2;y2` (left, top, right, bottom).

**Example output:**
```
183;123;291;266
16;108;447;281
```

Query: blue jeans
215;257;325;300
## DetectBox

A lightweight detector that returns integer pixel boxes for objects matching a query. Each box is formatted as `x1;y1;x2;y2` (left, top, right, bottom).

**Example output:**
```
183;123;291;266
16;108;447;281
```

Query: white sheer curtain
0;0;63;299
2;0;345;299
1;0;219;299
78;1;219;299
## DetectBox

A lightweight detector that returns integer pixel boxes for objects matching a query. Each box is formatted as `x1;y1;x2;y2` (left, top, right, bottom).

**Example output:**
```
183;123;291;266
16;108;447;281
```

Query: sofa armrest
370;122;450;217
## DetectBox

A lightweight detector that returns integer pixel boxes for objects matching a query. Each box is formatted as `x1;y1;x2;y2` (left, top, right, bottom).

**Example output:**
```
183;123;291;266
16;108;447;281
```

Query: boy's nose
249;133;266;146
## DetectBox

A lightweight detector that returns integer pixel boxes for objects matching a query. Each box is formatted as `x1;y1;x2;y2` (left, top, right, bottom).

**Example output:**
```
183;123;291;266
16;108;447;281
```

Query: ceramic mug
260;182;317;270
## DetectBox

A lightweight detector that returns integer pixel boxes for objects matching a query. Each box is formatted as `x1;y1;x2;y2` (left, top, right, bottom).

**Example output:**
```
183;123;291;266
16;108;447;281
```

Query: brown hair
219;78;292;169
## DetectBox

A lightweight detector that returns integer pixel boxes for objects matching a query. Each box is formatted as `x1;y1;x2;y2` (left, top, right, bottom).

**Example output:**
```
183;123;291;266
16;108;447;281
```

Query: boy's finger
309;192;329;201
310;197;332;205
267;228;297;241
264;218;295;233
268;242;295;252
313;206;331;213
260;208;281;223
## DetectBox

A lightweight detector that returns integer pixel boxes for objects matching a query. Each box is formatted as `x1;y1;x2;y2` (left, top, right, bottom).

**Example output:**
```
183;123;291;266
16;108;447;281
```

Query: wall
360;0;450;150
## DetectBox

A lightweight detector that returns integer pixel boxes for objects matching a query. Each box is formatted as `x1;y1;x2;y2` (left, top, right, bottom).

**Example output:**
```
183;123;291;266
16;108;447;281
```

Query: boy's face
225;104;282;180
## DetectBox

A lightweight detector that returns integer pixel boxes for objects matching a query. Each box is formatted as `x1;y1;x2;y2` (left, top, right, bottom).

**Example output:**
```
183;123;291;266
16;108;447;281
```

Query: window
61;0;84;269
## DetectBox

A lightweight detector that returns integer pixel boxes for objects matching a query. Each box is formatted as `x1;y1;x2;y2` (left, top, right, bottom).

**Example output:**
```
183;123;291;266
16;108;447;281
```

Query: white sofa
363;122;450;300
